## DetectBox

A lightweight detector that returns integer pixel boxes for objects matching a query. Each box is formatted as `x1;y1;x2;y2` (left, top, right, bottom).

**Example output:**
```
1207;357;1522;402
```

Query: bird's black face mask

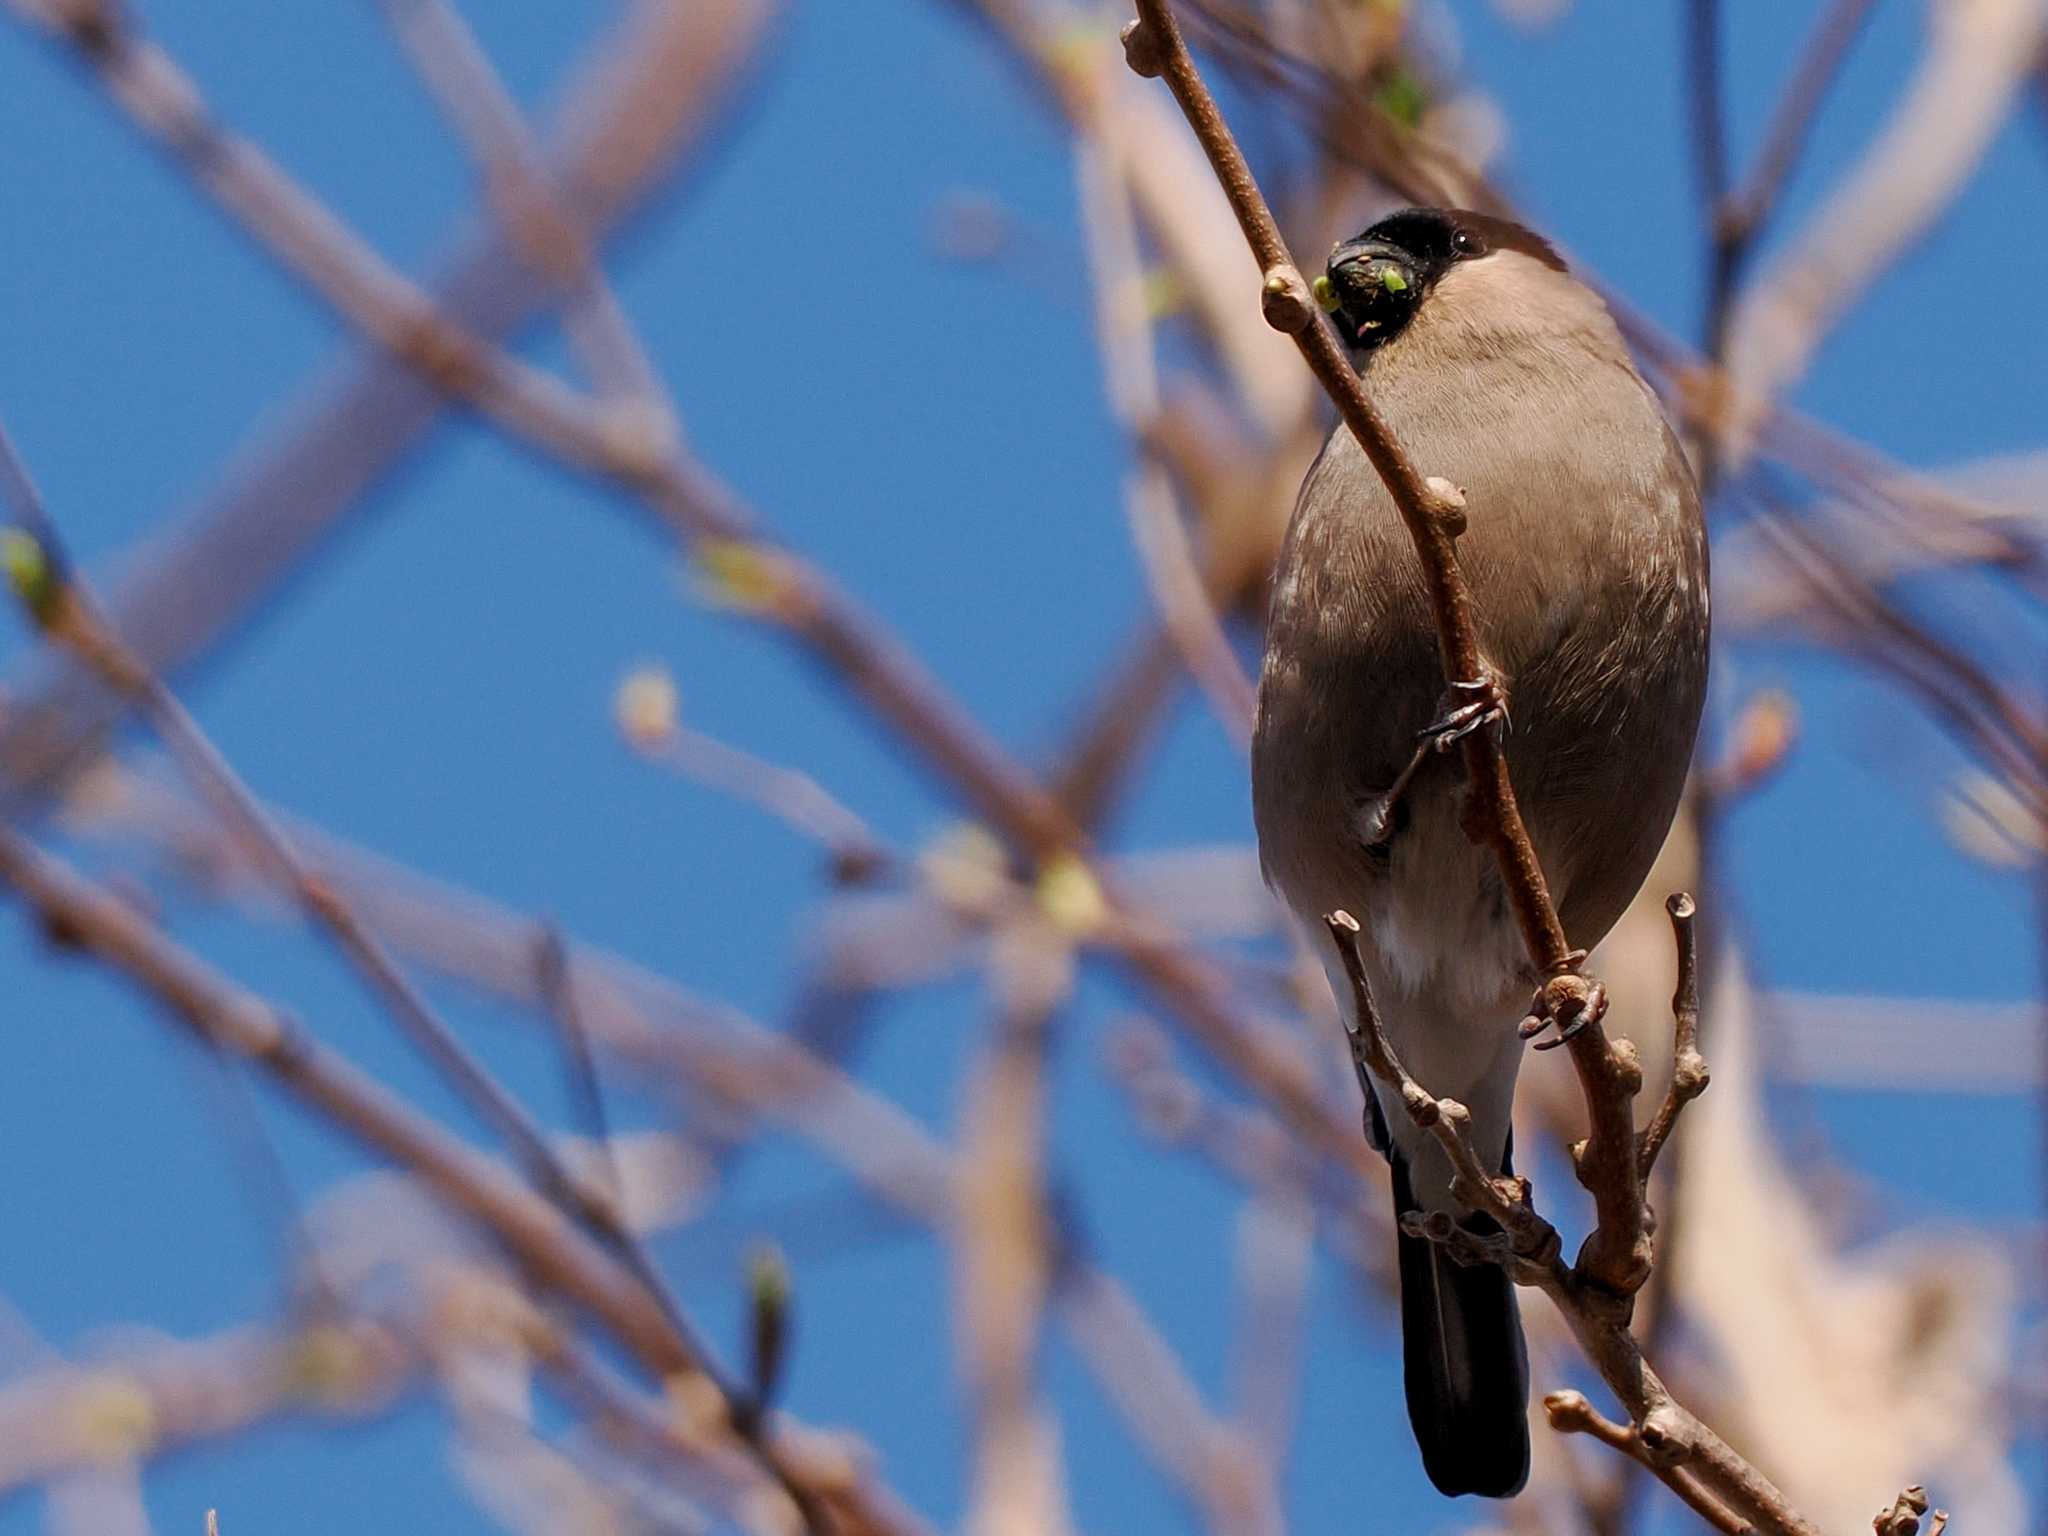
1317;207;1564;352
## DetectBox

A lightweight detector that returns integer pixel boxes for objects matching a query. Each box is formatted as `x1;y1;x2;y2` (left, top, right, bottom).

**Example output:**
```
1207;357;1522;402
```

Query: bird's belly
1370;788;1532;1029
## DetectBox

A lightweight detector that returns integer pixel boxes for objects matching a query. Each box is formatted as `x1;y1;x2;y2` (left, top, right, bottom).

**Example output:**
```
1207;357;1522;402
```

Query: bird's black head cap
1319;207;1565;351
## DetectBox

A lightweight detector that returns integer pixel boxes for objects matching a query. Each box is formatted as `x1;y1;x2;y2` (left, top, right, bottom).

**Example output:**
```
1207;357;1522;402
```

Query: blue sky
0;1;2041;1532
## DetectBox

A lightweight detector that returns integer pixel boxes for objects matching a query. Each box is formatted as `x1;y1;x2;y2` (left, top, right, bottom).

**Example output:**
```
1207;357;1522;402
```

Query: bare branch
0;0;773;810
0;426;727;1422
1639;892;1709;1179
1074;129;1258;742
1544;1392;1751;1536
0;828;913;1534
1875;1486;1951;1536
1324;913;1563;1275
371;0;673;422
1722;0;1883;244
954;943;1071;1536
616;667;894;884
533;925;624;1212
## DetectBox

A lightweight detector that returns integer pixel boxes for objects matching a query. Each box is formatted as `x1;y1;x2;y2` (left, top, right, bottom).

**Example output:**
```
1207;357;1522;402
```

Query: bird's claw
1518;963;1602;1051
1356;674;1508;851
1418;673;1509;751
1530;1007;1593;1052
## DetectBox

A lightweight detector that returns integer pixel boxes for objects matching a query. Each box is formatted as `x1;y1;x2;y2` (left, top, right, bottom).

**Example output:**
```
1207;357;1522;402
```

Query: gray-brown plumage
1251;208;1709;1499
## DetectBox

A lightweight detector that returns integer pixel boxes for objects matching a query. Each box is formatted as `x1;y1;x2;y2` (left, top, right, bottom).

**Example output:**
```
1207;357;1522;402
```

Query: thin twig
1323;915;1564;1281
1639;893;1709;1178
624;700;894;885
1721;0;1884;245
1074;129;1258;742
0;423;702;1337
1321;912;1816;1536
953;945;1069;1536
1874;1485;1948;1536
0;830;910;1533
1544;1392;1752;1536
370;0;673;422
534;925;624;1212
1122;0;1655;1302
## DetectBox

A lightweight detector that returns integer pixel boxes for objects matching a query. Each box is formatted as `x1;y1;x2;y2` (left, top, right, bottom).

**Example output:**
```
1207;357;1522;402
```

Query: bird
1250;206;1709;1498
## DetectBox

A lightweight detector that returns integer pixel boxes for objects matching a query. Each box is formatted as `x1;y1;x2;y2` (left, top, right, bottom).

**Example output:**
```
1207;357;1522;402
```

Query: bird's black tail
1391;1152;1531;1498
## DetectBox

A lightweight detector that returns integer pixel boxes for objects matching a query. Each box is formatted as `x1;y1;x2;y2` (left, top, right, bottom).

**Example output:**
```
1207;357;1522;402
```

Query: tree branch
1122;0;1656;1304
1322;910;1817;1535
1543;1391;1752;1536
0;827;912;1535
1639;892;1709;1179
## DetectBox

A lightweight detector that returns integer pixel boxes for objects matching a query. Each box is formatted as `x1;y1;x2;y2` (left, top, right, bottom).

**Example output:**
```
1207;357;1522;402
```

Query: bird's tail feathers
1391;1149;1531;1498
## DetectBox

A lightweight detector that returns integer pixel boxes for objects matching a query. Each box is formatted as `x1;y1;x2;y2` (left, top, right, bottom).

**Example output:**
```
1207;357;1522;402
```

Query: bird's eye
1450;228;1483;257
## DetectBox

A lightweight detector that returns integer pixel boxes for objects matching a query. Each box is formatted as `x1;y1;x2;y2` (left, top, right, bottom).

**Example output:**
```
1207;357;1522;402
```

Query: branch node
1637;1404;1694;1468
1875;1487;1937;1536
1542;1388;1634;1452
1422;475;1468;536
1401;1083;1439;1127
1118;17;1164;77
1259;266;1315;334
1610;1034;1644;1096
1573;1272;1637;1327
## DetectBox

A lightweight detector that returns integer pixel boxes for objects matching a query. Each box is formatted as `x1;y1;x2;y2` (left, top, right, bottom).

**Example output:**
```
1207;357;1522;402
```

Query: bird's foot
1356;788;1402;847
1419;671;1509;751
1518;959;1602;1052
1356;673;1509;850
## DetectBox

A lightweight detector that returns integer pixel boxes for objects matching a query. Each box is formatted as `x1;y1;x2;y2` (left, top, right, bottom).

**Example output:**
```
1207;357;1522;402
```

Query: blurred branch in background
0;0;775;809
0;0;2040;1531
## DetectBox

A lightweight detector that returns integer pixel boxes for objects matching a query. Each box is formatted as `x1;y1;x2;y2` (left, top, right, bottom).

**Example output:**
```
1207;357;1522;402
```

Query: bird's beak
1324;239;1420;346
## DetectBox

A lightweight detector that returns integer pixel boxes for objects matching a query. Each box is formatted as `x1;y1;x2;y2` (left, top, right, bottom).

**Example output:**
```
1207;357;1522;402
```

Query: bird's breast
1252;338;1708;1009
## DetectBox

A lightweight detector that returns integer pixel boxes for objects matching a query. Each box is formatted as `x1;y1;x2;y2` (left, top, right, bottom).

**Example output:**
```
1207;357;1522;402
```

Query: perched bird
1250;207;1709;1497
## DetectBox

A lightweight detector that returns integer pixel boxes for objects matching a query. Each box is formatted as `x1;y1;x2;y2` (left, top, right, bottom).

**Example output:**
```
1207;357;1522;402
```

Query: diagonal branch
0;827;919;1535
1323;910;1820;1536
0;0;1459;1200
0;418;851;1528
1323;913;1563;1283
1120;0;1648;1300
1543;1391;1751;1536
0;0;772;813
1107;8;1856;1530
371;0;672;422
